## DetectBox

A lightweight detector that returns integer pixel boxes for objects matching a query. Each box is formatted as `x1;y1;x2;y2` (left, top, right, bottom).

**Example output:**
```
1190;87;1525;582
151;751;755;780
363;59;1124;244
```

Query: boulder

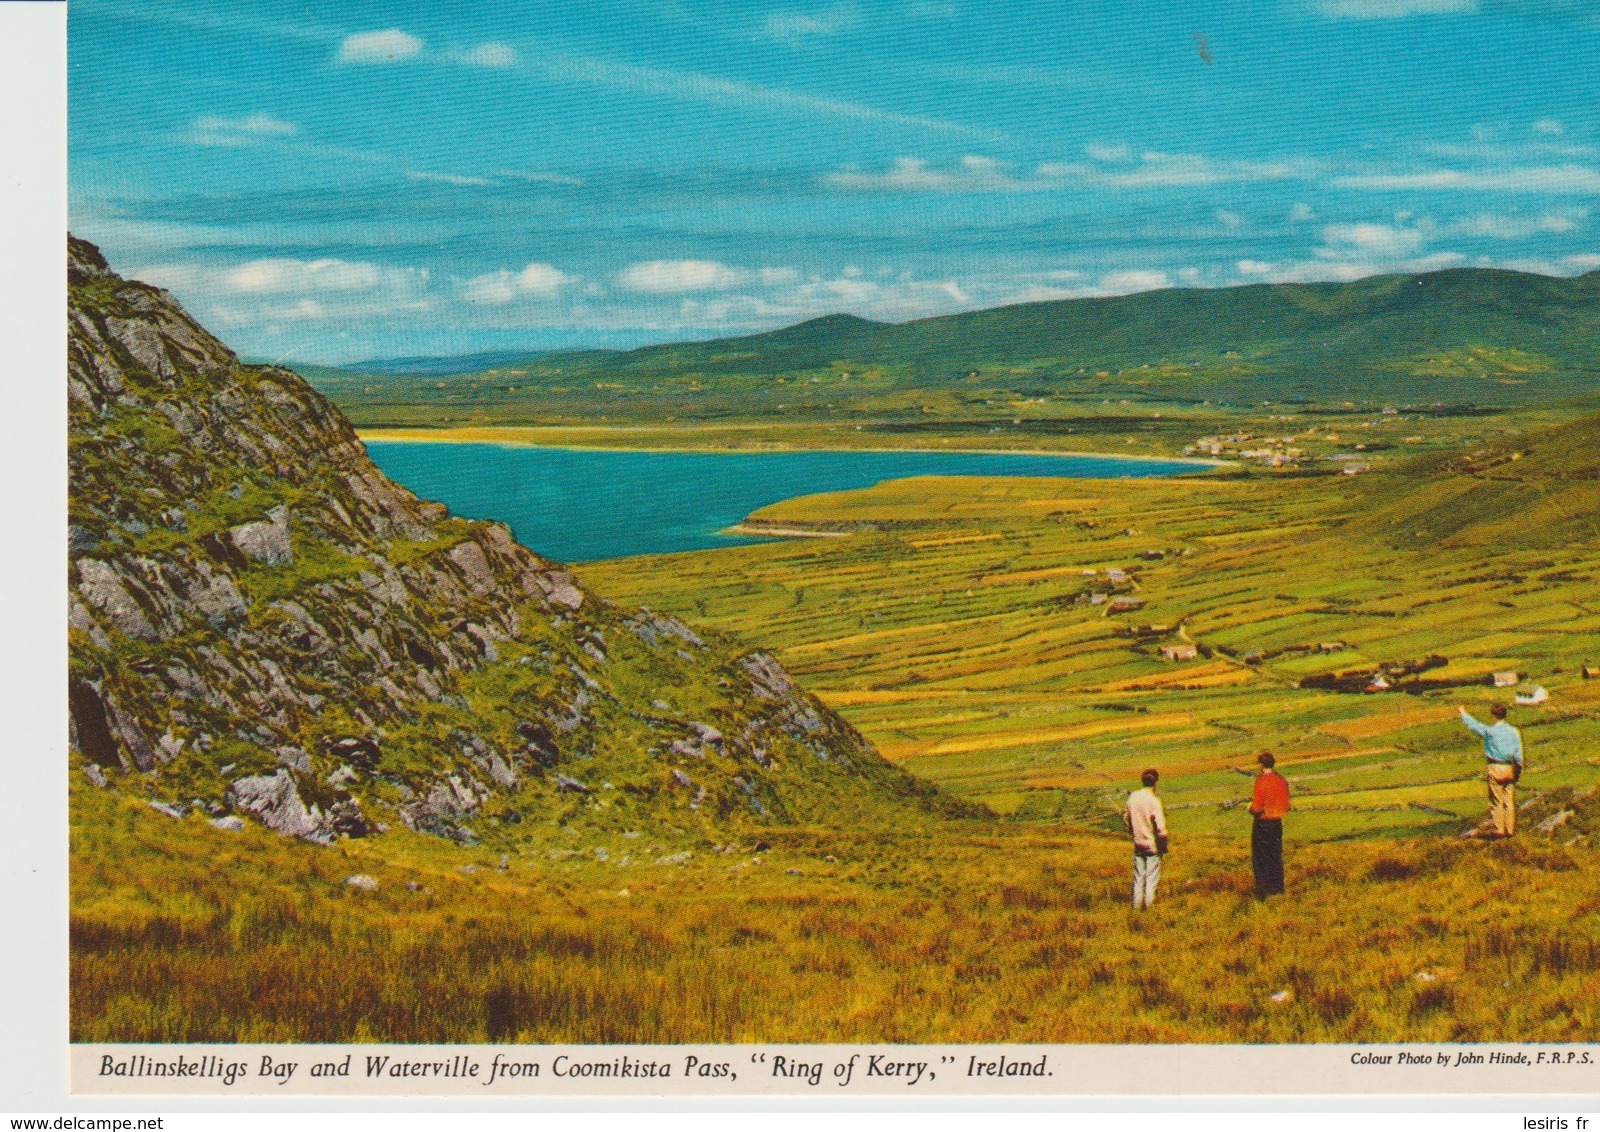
398;803;478;846
1536;809;1574;835
106;698;158;771
555;773;594;795
481;752;518;790
447;541;495;594
738;652;793;698
344;874;378;890
689;721;724;745
75;559;155;640
208;816;245;832
229;505;292;566
227;769;331;843
186;565;247;621
275;746;311;773
544;571;584;610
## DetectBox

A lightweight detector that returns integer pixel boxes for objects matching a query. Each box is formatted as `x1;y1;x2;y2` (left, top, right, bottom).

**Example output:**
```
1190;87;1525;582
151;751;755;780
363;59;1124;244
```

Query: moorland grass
71;781;1599;1044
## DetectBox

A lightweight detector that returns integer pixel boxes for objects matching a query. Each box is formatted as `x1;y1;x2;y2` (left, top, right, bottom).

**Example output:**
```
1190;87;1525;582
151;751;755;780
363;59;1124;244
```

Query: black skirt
1252;816;1284;896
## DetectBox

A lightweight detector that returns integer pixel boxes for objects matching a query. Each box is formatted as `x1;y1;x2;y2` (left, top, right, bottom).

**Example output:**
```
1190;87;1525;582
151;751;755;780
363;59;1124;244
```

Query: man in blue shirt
1460;703;1523;837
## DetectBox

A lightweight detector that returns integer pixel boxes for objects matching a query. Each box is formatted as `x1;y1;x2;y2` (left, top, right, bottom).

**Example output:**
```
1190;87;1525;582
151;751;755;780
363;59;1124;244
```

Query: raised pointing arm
1459;707;1490;738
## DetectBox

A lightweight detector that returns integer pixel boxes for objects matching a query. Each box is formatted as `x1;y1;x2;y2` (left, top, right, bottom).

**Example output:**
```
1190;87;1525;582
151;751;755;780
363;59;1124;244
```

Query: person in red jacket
1248;751;1290;898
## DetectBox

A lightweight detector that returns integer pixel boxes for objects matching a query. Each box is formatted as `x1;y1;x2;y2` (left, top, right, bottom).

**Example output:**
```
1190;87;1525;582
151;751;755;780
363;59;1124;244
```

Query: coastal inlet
362;440;1209;562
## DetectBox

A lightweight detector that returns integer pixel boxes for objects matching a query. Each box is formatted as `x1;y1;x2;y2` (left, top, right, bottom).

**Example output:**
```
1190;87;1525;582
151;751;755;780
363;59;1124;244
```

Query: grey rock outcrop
67;234;972;846
227;770;333;844
230;506;292;566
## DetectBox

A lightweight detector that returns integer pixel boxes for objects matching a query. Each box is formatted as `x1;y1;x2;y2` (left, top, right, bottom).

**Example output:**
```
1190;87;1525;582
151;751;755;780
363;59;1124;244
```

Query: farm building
1515;686;1549;705
1106;596;1146;614
1583;664;1598;680
1159;643;1199;661
1318;641;1346;653
1491;671;1520;688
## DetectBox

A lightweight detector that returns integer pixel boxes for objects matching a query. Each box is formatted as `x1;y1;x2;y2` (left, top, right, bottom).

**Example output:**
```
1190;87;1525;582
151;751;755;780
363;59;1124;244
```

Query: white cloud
225;258;392;294
337;29;423;64
531;52;991;139
499;169;585;187
1042;151;1304;188
1098;152;1300;187
461;263;572;304
1098;270;1171;293
827;150;1304;194
1084;142;1133;164
1228;250;1474;287
1315;0;1476;16
825;155;1042;192
407;171;497;187
1002;285;1096;304
618;260;748;293
448;42;520;68
764;4;860;39
1335;165;1600;193
1533;119;1565;135
1318;222;1427;257
1422;137;1595;161
187;112;297;147
1215;210;1244;231
1289;202;1316;222
1447;210;1586;238
153;257;435;332
702;273;974;323
1499;252;1600;276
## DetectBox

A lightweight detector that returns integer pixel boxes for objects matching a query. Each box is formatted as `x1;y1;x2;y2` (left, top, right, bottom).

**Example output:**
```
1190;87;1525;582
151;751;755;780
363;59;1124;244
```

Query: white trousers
1132;852;1161;909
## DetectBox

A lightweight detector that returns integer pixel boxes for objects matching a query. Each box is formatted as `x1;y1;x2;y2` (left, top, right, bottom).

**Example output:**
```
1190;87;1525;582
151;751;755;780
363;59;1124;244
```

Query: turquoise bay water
364;441;1209;563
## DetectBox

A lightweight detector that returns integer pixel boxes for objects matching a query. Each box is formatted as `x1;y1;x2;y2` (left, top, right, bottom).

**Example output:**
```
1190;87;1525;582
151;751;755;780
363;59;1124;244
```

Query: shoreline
356;427;1230;470
720;523;849;540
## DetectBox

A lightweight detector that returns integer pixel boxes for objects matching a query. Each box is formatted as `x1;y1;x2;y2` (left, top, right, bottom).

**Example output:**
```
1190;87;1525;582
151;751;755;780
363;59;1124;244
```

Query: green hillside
320;268;1600;421
594;268;1600;393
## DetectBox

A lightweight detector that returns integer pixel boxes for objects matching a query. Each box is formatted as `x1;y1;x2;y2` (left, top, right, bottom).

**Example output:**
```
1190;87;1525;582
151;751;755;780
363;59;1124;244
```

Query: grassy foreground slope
71;777;1599;1044
579;416;1600;831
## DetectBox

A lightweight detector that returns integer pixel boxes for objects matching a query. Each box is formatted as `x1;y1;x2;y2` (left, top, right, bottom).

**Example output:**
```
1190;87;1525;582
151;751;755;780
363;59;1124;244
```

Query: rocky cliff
67;236;965;851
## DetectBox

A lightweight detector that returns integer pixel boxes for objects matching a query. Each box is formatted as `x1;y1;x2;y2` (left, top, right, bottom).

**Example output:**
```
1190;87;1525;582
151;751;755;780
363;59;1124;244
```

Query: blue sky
70;0;1599;363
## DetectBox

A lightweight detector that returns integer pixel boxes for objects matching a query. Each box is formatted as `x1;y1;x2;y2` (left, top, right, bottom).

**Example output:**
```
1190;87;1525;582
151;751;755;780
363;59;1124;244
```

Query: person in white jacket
1122;768;1168;910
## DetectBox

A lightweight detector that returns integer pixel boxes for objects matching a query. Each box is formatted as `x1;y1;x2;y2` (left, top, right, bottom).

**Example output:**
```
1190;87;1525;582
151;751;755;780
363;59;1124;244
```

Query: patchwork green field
579;419;1600;839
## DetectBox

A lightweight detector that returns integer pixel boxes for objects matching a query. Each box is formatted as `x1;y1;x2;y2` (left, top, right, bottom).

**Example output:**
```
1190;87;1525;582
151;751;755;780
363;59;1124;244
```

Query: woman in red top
1249;751;1290;898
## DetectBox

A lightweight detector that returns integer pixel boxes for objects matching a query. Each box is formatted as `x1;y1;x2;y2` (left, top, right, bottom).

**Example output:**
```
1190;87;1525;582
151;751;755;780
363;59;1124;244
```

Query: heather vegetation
69;777;1600;1044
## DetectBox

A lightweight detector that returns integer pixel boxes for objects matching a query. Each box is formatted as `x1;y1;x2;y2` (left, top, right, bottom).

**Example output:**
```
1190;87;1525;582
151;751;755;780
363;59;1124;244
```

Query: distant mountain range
327;267;1600;404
